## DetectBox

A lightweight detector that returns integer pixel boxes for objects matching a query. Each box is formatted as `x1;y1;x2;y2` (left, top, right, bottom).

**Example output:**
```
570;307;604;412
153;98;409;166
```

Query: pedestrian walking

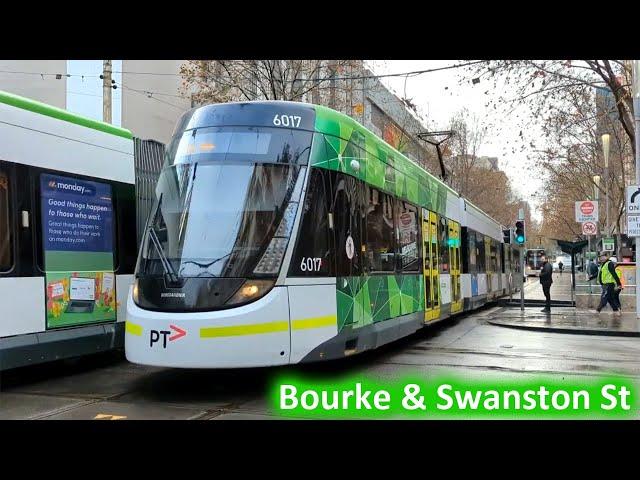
587;259;599;294
558;260;564;275
539;255;553;313
611;257;624;312
596;253;623;316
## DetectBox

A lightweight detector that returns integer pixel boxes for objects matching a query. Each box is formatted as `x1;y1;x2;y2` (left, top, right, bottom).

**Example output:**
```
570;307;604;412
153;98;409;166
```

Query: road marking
94;414;127;420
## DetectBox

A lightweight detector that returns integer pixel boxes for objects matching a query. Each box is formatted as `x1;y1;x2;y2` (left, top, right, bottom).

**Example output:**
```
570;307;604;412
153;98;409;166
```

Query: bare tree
180;60;363;108
534;85;633;249
464;60;636;154
446;108;487;195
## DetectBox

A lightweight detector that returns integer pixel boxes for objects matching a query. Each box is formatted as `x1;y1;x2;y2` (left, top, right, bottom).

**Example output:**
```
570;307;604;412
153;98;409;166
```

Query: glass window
332;172;364;277
0;170;11;271
289;168;333;277
464;229;476;274
165;126;312;166
396;201;419;272
140;163;301;279
476;233;486;272
490;241;498;272
439;216;449;273
364;186;395;272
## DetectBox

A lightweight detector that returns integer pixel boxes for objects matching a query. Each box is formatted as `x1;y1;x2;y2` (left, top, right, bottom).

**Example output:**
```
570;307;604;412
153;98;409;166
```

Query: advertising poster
40;174;117;328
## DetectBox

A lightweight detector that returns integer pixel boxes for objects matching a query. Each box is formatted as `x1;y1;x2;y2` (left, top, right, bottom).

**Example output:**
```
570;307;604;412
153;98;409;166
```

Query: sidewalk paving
486;306;640;337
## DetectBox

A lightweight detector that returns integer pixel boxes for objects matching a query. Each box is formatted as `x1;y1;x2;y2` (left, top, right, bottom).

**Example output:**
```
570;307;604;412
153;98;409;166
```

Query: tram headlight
132;279;140;304
227;279;274;306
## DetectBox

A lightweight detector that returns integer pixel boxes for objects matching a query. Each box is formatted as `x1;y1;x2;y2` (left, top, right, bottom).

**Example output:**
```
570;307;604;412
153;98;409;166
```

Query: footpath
488;273;640;337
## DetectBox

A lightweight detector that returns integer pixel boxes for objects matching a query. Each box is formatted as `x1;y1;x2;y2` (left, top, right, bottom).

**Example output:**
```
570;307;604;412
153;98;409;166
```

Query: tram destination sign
575;200;599;223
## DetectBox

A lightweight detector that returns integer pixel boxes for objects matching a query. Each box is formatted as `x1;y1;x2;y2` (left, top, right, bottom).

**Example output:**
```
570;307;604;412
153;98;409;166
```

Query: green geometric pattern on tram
311;105;449;216
336;274;424;332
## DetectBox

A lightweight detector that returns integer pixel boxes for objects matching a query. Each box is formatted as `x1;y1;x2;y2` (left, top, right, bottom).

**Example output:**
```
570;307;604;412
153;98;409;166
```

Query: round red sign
580;201;594;215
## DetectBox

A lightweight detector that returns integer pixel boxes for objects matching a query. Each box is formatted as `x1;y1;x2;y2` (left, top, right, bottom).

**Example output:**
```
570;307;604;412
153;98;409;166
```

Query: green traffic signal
515;220;525;245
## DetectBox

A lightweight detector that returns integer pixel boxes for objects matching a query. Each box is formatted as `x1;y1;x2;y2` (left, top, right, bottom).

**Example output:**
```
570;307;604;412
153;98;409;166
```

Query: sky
367;60;545;220
66;60;122;126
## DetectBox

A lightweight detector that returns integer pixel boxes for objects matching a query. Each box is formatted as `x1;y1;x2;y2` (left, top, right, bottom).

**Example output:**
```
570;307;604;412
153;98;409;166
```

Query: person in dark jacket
539;255;553;313
558;260;564;275
596;253;622;316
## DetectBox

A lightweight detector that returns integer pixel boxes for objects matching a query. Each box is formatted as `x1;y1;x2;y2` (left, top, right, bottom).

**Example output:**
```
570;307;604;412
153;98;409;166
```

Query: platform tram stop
574;238;638;312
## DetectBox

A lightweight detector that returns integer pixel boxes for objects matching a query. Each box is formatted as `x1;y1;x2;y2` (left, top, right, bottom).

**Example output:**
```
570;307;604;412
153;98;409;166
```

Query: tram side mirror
21;210;29;228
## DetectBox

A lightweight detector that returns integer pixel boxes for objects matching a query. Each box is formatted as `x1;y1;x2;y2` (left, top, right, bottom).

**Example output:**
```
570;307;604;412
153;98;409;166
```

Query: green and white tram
0;91;137;370
125;101;519;368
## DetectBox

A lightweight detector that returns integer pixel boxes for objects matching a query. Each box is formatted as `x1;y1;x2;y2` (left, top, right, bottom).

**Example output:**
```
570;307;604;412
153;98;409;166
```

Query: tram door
449;220;463;313
422;209;440;322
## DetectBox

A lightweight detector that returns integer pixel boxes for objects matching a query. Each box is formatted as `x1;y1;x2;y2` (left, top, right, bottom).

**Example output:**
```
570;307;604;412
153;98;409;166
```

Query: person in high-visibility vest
596;253;623;316
611;257;624;312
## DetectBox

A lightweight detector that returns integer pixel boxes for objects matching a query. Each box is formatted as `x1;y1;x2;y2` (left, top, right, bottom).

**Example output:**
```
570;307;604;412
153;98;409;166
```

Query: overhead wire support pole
633;60;640;318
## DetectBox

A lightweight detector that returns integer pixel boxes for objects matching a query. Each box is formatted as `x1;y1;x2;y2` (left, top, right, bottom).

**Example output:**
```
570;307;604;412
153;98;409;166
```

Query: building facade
0;60;191;144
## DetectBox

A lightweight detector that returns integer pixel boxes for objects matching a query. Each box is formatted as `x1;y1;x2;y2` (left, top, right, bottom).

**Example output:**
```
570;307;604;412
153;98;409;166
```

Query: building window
66;60;122;126
0;169;11;271
365;186;395;272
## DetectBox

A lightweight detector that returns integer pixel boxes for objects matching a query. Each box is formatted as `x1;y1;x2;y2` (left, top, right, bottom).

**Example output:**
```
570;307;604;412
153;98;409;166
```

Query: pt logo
150;325;187;348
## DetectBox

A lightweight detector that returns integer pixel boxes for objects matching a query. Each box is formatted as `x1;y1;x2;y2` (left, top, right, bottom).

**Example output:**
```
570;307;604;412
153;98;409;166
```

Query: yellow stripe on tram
292;315;336;330
200;315;337;338
125;321;143;336
200;321;289;338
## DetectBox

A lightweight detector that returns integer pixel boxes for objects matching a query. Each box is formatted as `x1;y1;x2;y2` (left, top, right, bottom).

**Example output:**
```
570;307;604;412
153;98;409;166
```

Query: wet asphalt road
2;289;640;420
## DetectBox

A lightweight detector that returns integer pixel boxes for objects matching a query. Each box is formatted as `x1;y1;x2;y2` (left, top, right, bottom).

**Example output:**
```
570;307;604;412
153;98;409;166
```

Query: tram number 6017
273;114;301;128
300;257;322;272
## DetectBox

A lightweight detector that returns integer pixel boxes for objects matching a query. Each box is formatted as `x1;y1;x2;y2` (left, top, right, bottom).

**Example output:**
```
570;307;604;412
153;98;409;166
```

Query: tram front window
134;125;311;312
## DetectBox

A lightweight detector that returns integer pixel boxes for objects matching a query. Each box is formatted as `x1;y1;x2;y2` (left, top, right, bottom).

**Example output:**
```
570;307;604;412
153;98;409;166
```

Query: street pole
633;60;640;317
605;160;610;239
103;60;112;124
520;245;525;311
519;200;525;311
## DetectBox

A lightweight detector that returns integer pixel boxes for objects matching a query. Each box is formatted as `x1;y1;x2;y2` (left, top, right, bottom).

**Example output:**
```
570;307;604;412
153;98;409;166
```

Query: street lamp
602;133;611;238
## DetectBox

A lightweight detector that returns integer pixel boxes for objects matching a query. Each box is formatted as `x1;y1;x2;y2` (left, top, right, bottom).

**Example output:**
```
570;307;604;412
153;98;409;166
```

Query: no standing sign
575;200;599;223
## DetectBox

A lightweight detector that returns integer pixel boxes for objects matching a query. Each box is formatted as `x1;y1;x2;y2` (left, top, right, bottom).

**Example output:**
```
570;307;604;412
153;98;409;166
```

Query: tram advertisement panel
40;174;116;328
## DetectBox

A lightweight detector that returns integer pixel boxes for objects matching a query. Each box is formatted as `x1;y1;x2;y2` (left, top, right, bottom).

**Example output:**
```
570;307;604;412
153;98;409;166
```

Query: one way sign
627;185;640;215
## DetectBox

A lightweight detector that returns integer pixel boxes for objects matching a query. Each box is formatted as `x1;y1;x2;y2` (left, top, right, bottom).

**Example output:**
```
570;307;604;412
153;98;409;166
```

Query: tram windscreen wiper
178;252;233;277
147;225;180;284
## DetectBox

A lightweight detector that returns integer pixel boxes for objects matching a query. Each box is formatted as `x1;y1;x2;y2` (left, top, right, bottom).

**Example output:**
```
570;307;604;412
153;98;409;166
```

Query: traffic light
515;220;526;245
503;228;512;244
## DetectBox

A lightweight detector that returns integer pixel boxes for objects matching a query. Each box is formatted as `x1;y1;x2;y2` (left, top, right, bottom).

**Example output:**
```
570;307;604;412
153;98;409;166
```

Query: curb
486;318;640;337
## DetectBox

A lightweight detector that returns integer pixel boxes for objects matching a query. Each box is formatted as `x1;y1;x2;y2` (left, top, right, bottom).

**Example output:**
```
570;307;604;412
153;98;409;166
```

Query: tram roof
0;90;133;140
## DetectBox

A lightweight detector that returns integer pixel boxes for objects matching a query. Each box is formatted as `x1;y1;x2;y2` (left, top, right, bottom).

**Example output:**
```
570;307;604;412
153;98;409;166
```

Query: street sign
603;238;615;251
628;215;640;236
626;185;640;214
581;221;598;235
626;185;640;237
575;200;599;223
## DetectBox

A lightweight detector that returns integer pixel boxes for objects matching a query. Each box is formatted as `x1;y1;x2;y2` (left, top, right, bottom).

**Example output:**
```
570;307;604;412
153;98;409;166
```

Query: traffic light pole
520;245;525;311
